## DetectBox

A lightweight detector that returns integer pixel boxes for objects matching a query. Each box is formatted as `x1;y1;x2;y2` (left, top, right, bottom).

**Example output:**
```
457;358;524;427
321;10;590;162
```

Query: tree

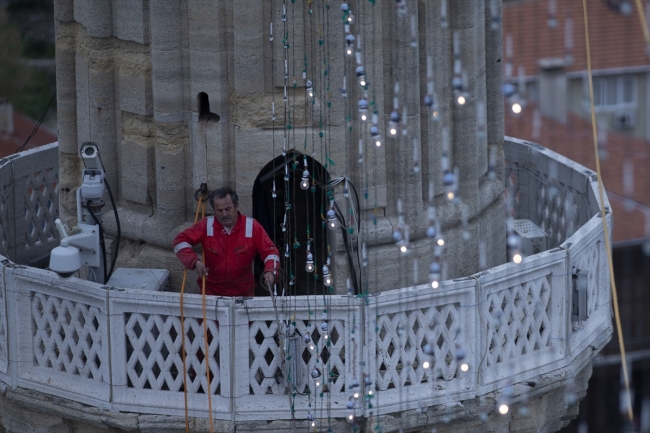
0;9;31;102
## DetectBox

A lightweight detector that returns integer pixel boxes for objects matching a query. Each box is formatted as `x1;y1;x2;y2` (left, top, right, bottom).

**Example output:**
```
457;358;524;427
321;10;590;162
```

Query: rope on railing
179;196;207;433
582;0;634;423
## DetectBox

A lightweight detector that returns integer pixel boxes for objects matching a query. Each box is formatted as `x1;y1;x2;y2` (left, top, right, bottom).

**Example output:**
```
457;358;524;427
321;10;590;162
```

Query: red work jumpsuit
173;212;280;297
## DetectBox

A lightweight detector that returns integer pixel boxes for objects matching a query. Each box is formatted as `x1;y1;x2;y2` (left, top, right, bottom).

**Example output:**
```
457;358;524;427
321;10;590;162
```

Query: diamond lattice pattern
375;304;460;391
484;275;552;367
24;169;59;248
534;175;580;248
31;293;105;381
125;313;220;395
248;319;347;395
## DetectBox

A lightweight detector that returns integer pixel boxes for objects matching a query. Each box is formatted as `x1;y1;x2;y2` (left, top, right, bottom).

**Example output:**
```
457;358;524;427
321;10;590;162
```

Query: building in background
0;99;57;157
503;1;650;431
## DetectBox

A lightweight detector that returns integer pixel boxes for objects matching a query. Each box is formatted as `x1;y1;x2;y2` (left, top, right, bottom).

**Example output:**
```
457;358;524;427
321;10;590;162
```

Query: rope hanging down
582;0;634;423
179;197;215;433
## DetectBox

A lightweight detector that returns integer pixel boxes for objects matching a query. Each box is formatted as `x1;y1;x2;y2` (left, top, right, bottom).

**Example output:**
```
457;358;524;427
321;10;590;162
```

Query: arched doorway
252;151;331;296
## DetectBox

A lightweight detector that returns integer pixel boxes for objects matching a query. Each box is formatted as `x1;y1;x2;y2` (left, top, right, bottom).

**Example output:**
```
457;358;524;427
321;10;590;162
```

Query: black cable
15;92;56;154
333;201;360;295
84;203;107;284
104;178;120;281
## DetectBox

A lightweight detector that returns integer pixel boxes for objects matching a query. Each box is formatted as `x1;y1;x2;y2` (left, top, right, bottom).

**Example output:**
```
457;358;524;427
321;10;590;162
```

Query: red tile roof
0;111;58;158
503;0;648;75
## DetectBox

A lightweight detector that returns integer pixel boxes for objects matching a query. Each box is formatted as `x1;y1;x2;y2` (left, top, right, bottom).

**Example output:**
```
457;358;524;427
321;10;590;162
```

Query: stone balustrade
0;139;613;432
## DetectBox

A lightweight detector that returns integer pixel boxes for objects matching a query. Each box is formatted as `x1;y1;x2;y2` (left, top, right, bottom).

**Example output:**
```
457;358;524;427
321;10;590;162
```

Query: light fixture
345;35;355;56
429;262;441;289
327;205;338;230
322;263;332;287
388;110;400;136
457;95;466;105
305;80;314;98
306;252;315;272
422;361;430;369
437;238;445;246
311;368;321;379
512;102;522;114
300;169;310;190
460;363;469;372
512;252;523;264
499;404;509;415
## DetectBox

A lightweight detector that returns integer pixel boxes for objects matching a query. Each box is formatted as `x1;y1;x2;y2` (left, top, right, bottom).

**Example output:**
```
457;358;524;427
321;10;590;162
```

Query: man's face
213;195;239;229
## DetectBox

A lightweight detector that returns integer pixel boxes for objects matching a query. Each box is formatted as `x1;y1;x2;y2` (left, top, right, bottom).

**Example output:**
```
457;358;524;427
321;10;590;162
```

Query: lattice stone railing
0;143;60;265
0;139;612;422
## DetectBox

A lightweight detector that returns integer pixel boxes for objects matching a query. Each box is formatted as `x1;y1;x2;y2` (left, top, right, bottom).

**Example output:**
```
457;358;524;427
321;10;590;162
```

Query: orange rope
582;0;634;422
180;197;207;432
199;202;214;433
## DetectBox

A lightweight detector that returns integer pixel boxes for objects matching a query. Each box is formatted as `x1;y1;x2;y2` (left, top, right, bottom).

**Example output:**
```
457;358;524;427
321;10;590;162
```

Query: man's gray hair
209;186;239;210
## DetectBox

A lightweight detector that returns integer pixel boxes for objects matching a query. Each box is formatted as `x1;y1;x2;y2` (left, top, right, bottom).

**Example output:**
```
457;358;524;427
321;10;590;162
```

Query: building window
592;75;636;109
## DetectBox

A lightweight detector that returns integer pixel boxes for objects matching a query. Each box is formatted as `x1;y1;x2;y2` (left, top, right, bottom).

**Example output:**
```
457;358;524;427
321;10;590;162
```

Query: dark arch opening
252;151;331;296
197;92;220;122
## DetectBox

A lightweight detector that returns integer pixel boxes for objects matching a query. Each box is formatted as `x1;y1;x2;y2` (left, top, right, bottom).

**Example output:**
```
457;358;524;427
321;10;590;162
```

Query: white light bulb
368;390;373;395
309;344;315;351
432;110;440;119
300;178;310;190
311;422;316;427
457;95;466;105
400;245;407;253
375;140;382;147
346;48;353;55
513;253;523;264
315;380;321;387
446;191;455;200
348;414;354;421
460;363;469;372
353;392;359;399
390;128;397;136
361;113;367;121
431;281;439;289
423;361;430;369
359;79;366;86
512;103;522;114
437;239;445;246
499;404;509;415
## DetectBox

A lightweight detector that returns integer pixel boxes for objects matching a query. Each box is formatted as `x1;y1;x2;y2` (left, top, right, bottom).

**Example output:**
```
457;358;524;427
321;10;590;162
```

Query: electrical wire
14;92;56;154
104;178;120;281
582;0;634;423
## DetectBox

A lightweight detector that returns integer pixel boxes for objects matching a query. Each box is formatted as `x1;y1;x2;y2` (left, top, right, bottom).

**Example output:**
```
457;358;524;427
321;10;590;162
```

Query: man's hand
194;261;208;278
263;271;275;289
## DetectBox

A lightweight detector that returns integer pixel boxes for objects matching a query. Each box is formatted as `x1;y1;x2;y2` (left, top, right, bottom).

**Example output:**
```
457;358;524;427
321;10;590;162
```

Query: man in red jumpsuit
173;187;280;297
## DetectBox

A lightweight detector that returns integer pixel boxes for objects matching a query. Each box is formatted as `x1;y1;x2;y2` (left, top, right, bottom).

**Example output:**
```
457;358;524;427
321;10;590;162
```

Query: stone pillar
150;0;184;123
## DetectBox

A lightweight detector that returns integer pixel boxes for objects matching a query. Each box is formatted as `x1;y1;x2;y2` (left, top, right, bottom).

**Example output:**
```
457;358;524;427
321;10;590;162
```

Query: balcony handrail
0;139;612;422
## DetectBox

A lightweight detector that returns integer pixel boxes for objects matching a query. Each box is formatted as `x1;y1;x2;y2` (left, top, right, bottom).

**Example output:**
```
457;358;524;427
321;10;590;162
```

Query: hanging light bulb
389;110;400;136
507;232;523;264
356;65;366;87
326;209;338;230
358;98;368;121
306;251;315;272
442;170;456;200
300;169;310;190
312;367;322;380
323;263;332;287
305;80;314;98
429;262;441;289
345;35;355;56
396;0;407;17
